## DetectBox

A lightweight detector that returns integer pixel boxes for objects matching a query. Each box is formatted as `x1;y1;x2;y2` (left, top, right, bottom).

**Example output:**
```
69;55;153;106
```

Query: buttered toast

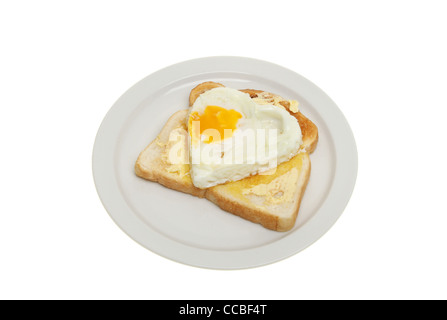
135;82;318;231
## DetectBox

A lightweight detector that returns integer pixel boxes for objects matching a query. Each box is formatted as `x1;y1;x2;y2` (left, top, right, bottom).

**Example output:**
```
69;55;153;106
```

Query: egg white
188;87;302;189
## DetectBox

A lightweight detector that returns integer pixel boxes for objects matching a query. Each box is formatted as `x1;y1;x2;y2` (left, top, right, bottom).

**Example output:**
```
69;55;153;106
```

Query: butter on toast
135;82;318;231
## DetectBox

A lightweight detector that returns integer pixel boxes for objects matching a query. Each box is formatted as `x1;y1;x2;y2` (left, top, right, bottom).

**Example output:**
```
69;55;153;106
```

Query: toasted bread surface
135;109;206;198
135;82;318;231
206;152;311;231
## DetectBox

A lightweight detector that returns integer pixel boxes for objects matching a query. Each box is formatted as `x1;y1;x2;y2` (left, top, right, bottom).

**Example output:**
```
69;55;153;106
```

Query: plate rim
92;56;358;269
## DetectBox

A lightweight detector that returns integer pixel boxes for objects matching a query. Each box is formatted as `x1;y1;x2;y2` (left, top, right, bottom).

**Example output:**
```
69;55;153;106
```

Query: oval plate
92;56;358;269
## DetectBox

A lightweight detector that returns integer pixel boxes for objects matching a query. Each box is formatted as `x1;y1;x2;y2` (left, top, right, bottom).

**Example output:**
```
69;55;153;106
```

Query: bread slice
135;83;318;231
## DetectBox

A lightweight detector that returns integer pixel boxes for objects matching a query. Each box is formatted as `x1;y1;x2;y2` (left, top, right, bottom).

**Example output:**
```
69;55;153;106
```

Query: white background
1;1;446;300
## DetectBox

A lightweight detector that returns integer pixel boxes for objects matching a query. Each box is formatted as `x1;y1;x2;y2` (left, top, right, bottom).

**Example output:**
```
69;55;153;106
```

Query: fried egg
187;87;302;189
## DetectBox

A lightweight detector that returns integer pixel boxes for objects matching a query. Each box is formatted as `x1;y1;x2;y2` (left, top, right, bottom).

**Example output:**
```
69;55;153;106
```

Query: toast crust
189;81;225;107
135;82;318;231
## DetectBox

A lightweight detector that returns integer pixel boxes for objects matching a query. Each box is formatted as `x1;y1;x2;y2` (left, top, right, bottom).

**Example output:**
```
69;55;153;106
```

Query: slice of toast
135;82;318;231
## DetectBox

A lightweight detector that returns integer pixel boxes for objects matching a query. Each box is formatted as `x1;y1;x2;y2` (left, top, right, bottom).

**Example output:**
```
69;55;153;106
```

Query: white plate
92;56;358;269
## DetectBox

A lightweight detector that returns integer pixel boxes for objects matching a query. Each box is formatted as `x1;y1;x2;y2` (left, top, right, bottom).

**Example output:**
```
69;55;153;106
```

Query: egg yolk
189;105;242;144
